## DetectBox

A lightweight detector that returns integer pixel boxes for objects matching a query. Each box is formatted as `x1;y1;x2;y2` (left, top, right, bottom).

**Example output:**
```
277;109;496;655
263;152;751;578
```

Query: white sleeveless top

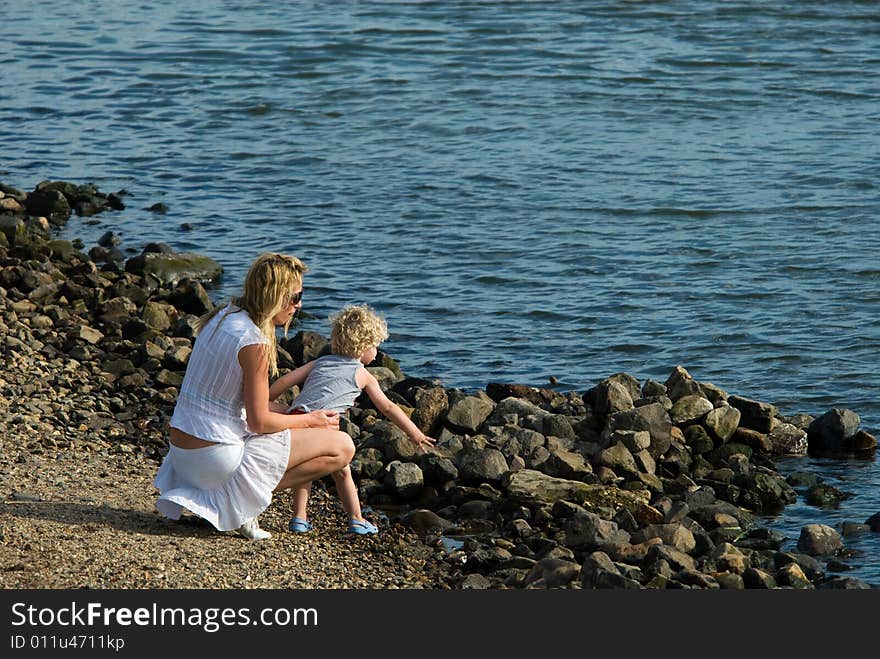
170;305;269;445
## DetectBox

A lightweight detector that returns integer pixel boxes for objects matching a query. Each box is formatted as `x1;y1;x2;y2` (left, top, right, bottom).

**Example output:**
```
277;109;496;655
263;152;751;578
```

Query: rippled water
2;1;878;584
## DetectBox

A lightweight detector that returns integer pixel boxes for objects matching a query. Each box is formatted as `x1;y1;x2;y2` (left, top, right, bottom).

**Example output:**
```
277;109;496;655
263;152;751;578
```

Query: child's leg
292;481;312;521
330;465;366;522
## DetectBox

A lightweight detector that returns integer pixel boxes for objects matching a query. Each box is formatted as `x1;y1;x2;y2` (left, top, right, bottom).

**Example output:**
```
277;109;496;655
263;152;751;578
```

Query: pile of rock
2;179;878;590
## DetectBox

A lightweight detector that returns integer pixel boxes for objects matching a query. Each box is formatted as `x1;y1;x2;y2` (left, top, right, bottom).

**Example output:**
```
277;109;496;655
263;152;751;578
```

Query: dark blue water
2;1;878;584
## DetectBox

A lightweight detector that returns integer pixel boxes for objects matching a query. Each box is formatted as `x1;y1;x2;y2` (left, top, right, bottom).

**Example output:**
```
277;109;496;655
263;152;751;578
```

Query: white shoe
237;517;271;541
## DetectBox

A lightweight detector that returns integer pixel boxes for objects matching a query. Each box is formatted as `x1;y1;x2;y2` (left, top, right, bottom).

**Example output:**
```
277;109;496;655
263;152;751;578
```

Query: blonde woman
153;253;354;540
269;304;435;535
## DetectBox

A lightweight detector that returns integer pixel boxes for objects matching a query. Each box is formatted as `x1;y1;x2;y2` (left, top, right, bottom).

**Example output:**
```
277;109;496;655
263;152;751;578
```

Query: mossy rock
127;252;223;287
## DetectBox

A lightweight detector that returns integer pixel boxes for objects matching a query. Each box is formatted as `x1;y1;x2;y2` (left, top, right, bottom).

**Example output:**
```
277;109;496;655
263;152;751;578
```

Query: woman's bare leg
274;429;354;493
292;481;311;520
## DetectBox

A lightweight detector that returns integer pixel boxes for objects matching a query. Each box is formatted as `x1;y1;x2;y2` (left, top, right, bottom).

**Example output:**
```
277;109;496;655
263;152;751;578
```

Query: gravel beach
0;425;456;589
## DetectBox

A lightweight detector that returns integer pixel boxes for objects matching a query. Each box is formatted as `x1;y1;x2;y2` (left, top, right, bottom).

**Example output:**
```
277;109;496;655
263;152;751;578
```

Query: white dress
153;305;290;531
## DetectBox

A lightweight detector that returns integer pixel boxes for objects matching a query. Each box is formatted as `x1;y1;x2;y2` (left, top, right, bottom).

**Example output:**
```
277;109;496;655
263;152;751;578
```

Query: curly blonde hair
330;304;389;358
198;252;307;376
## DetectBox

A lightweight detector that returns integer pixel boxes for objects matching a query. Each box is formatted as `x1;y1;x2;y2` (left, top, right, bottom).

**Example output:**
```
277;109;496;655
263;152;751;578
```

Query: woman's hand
308;409;340;429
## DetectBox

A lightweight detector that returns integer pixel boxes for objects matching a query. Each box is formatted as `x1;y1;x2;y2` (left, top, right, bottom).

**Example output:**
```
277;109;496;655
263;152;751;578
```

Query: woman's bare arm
240;344;338;434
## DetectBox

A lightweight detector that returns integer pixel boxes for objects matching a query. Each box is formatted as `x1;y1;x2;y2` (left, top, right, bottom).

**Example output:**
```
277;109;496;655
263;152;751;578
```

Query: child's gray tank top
288;355;363;414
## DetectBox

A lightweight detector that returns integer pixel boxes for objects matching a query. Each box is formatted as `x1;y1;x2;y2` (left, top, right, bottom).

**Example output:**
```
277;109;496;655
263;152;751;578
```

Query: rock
607;402;673;459
768;422;808;455
797;524;843;556
411;387;448;435
504;469;648;510
595;442;638;477
727;395;778;433
125;250;223;287
670;395;714;425
24;189;71;224
587;379;634;419
704;405;741;443
807;409;872;456
445;395;494;434
281;331;330;365
664;365;702;401
523;558;581;588
68;324;104;345
455;448;508;484
383;461;423;498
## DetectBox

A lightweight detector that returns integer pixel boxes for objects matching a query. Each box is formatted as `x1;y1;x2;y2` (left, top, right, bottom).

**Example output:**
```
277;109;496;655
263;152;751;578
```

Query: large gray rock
455;448;509;484
607;402;673;459
504;469;649;509
445;395;494;434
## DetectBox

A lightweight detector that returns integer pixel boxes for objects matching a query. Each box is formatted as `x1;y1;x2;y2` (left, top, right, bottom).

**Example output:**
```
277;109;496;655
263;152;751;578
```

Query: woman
153;252;354;540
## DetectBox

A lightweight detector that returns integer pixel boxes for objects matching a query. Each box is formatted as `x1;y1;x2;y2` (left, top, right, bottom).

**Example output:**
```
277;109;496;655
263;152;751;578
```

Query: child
269;304;435;535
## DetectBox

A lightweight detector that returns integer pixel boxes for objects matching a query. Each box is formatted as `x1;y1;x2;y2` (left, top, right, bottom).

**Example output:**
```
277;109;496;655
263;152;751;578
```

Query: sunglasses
285;290;303;307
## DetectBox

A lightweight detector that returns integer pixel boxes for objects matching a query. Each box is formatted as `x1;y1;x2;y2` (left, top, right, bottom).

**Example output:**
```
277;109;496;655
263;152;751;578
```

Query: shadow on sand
1;499;216;538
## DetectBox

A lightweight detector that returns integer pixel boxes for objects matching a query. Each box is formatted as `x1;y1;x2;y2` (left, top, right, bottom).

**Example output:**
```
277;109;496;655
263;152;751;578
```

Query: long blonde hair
197;252;307;376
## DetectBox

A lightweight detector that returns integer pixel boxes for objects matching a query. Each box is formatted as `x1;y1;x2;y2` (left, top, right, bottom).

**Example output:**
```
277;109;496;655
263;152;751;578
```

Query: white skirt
153;430;290;532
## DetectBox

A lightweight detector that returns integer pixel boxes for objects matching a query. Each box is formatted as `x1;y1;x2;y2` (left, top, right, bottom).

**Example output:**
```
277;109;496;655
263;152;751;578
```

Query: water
2;1;878;584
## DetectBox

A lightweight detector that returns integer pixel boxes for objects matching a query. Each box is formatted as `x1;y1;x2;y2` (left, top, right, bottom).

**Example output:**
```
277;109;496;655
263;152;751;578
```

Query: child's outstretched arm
359;370;436;453
268;360;317;402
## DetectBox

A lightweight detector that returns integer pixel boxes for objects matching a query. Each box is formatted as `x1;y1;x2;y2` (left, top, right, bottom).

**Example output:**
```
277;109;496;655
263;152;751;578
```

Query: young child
269;304;436;535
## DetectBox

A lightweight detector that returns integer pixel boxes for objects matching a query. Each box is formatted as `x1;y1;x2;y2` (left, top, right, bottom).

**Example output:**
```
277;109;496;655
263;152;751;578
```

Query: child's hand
409;432;436;453
309;409;340;429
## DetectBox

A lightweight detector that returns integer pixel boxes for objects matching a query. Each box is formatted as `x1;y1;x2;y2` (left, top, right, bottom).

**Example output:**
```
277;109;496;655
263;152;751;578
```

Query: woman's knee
334;431;355;462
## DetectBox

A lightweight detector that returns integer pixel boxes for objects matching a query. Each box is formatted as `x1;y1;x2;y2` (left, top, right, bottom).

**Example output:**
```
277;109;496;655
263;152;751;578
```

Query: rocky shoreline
1;179;878;590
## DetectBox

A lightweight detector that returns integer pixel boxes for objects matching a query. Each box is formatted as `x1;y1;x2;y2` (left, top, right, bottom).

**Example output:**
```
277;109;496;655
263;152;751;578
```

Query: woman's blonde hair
330;304;389;359
197;252;307;376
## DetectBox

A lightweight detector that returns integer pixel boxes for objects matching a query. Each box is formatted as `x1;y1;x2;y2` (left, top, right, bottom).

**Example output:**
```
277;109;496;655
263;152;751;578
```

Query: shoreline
1;180;878;590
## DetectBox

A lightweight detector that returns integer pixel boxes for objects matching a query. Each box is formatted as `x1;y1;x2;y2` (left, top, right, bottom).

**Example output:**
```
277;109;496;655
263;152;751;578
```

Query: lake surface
2;0;878;585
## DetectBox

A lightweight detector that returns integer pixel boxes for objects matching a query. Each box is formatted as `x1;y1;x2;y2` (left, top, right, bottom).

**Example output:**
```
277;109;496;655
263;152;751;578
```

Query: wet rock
24;189;71;224
767;422;808;456
728;395;778;434
797;524;843;556
807;409;863;455
805;484;852;508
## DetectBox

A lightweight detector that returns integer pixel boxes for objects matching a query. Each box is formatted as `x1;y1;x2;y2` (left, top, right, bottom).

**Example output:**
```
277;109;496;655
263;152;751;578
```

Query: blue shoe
289;517;313;533
348;519;378;535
